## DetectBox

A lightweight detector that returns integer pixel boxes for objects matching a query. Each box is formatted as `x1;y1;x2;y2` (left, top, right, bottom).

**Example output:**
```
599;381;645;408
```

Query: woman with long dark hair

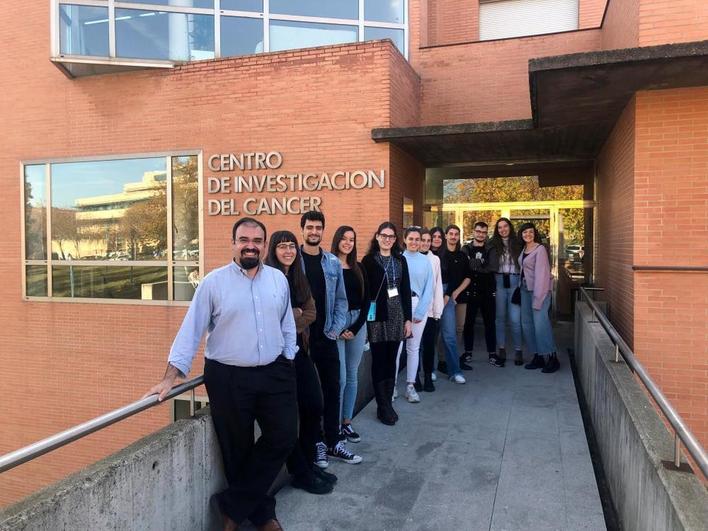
517;223;559;373
266;231;336;494
488;217;523;366
430;226;445;256
331;226;369;443
419;228;444;391
361;222;412;425
395;226;434;403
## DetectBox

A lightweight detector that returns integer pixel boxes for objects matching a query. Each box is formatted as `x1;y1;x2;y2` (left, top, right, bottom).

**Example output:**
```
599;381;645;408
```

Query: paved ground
276;323;606;531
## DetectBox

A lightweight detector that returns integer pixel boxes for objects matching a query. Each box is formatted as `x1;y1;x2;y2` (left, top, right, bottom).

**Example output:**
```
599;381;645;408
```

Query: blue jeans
520;287;557;355
336;309;367;422
495;273;522;351
440;291;462;377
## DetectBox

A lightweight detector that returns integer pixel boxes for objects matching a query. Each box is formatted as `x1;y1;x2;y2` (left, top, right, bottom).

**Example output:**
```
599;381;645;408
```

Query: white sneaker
450;374;466;384
405;384;421;403
431;372;437;382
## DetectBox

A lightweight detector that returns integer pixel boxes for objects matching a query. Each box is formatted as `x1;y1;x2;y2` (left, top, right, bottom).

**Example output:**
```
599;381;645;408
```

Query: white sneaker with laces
431;372;437;382
405;384;421;403
314;441;329;469
450;374;466;384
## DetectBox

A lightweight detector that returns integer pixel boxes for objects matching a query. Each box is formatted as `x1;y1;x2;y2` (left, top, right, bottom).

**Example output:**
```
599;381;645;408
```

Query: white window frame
51;0;408;62
20;150;204;306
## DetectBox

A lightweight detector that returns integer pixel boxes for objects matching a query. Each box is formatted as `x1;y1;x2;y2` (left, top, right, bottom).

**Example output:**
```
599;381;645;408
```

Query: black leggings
370;340;401;383
421;318;439;375
286;350;324;477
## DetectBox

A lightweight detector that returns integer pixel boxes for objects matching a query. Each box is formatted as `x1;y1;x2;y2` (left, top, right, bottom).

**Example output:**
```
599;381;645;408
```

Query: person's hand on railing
142;364;182;402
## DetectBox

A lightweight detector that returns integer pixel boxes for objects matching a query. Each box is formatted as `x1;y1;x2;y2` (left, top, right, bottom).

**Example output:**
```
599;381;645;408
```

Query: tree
119;189;167;260
171;156;199;259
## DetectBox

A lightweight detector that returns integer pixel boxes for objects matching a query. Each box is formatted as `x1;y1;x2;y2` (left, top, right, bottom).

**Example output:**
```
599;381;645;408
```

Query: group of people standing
146;212;560;531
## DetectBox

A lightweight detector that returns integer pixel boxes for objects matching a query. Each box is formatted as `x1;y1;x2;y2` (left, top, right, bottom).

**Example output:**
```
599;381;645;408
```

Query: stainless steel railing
0;376;204;474
579;287;708;479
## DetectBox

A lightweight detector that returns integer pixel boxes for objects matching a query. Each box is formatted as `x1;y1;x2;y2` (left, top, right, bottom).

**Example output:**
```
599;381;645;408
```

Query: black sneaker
423;373;435;392
292;472;334;495
525;354;545;370
497;347;507;364
459;356;473;371
314;441;328;468
488;354;504;368
327;441;362;464
514;350;524;366
341;423;361;443
311;464;338;484
541;354;560;373
462;351;473;364
437;361;448;375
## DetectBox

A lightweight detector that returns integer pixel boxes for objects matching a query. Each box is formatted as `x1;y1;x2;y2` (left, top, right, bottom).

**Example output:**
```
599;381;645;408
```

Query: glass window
51;158;167;261
52;265;168;300
221;0;263;11
24;165;47;260
115;9;214;61
364;27;404;53
26;266;48;297
365;0;404;24
119;0;214;8
221;16;264;56
269;0;357;19
59;5;109;57
174;266;200;301
24;155;201;301
172;156;200;261
270;20;357;52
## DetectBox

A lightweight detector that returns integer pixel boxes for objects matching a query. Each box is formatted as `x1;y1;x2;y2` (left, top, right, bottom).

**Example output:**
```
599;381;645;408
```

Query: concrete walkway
277;323;606;531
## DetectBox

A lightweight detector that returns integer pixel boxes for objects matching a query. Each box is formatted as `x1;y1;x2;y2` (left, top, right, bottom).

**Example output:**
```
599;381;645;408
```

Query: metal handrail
0;375;204;474
579;287;708;478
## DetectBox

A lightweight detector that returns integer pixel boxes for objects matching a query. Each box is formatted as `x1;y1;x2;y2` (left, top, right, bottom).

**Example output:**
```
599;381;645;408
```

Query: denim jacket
300;248;349;339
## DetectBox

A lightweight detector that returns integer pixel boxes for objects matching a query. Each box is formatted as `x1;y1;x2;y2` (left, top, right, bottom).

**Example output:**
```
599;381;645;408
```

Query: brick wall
633;87;708;447
601;0;640;49
0;2;409;504
414;29;602;125
580;0;609;28
425;0;478;46
596;98;636;345
638;0;708;46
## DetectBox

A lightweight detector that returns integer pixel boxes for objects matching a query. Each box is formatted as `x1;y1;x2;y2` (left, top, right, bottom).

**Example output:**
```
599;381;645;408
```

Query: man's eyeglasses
236;237;264;246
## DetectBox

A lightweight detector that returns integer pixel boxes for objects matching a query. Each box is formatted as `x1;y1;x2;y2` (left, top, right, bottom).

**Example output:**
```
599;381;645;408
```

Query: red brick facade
1;0;706;506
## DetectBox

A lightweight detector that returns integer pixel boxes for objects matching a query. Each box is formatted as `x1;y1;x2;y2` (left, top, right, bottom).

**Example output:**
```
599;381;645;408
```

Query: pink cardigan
518;244;553;310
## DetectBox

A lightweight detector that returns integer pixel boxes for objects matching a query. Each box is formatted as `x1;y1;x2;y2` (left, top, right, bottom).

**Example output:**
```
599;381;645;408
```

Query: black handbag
511;287;521;305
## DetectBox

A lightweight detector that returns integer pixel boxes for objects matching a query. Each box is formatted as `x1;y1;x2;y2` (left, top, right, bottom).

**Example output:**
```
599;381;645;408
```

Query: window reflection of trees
24;156;200;301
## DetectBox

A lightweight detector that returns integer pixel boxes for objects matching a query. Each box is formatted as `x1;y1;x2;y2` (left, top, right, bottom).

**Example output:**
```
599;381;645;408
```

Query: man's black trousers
286;349;324;477
309;336;341;448
463;294;496;353
204;357;297;526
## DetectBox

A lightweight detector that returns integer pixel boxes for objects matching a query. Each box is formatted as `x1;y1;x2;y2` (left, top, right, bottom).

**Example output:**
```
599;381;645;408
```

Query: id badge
367;302;377;321
387;287;399;298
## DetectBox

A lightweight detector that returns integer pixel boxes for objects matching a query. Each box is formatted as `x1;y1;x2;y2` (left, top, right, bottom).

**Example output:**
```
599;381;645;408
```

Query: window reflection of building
23;154;201;302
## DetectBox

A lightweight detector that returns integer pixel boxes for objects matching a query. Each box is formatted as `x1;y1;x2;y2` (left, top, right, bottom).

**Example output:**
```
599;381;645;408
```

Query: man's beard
239;250;260;270
306;235;321;246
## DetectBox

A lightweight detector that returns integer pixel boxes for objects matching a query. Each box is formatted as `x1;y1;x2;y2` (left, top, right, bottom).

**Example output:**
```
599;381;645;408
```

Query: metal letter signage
205;151;385;216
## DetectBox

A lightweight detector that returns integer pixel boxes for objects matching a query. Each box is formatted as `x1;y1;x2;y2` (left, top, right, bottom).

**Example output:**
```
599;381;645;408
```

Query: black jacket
344;263;370;336
439;248;471;302
361;253;412;323
461;243;494;298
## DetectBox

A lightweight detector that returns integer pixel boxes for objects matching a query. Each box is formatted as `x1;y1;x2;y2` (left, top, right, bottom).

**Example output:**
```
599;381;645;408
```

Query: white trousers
395;296;429;384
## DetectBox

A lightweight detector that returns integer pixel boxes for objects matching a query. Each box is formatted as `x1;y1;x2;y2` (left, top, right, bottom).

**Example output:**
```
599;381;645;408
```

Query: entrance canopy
372;40;708;166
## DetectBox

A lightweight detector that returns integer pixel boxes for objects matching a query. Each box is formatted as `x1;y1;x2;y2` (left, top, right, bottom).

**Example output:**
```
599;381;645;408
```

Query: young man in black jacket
461;222;499;367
